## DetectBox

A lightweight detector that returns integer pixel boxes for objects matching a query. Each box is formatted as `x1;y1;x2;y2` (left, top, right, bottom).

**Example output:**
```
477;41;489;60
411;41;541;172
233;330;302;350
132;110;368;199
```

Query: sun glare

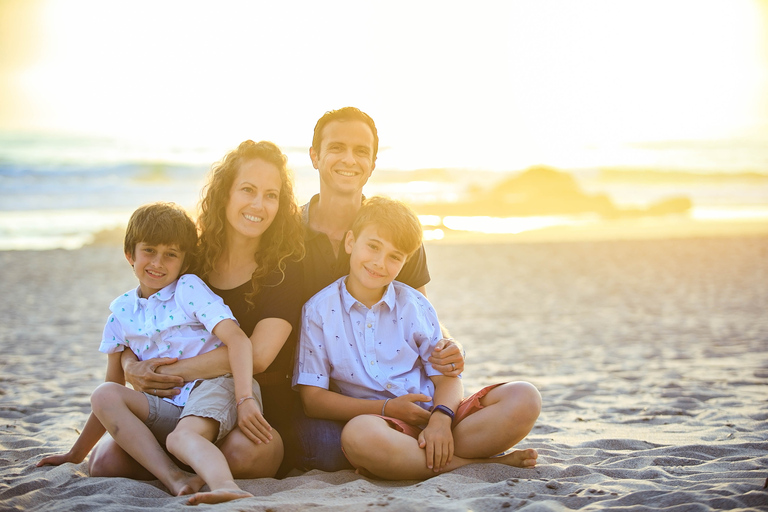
1;0;766;172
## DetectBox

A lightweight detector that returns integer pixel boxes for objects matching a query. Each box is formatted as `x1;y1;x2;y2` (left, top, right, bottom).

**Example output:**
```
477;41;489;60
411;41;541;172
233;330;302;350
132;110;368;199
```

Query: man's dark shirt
301;194;430;302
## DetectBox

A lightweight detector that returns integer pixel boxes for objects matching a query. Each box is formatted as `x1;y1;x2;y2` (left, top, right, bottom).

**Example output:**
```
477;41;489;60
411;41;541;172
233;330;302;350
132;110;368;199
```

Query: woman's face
225;158;282;242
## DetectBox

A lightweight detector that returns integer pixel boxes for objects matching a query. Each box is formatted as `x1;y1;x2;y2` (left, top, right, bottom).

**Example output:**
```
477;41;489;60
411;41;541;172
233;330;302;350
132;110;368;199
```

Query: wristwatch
430;404;455;421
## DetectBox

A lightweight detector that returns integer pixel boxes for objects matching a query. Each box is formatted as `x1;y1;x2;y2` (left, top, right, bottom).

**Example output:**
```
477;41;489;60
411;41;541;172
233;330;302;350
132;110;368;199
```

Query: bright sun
2;0;766;171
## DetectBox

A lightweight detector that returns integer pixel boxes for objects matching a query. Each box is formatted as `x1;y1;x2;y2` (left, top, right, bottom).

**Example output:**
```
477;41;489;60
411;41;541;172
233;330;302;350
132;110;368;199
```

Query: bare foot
187;488;253;506
494;448;538;468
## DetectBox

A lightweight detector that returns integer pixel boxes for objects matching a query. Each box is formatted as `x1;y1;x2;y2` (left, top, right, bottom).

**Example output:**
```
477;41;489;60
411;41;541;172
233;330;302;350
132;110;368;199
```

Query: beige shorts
144;375;262;444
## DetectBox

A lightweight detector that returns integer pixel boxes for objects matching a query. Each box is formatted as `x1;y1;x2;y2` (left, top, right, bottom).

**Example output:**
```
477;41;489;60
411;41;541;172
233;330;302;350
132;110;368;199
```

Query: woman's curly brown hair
196;140;304;304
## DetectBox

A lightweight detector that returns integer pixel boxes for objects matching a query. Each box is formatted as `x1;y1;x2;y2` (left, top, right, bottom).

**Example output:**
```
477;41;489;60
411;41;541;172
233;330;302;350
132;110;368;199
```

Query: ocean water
0;133;320;250
1;132;767;250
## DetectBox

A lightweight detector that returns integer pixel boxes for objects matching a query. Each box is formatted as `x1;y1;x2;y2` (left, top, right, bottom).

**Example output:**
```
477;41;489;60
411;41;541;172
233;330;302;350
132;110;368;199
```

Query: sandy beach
1;235;767;511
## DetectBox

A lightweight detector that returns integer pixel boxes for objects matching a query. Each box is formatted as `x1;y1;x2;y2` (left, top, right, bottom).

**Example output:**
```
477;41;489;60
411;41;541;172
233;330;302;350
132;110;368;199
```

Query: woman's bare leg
217;427;284;479
88;436;154;479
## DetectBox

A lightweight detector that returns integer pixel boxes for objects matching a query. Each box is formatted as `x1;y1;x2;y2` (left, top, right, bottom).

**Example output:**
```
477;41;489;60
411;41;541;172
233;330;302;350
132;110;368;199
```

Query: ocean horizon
1;131;767;250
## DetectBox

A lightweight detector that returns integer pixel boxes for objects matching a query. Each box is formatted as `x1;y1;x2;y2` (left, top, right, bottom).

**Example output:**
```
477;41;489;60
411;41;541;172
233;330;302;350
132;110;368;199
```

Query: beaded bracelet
236;396;256;408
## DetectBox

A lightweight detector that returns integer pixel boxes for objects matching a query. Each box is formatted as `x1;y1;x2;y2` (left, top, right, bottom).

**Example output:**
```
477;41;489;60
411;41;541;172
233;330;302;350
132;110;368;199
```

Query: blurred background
1;0;767;250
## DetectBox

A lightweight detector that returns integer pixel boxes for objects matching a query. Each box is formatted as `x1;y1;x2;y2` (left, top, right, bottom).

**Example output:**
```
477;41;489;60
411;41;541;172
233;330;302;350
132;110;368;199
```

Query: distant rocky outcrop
414;165;692;218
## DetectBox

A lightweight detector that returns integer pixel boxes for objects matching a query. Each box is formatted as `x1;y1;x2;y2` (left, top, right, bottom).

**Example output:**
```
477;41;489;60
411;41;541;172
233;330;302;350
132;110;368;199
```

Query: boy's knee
341;415;372;443
341;415;388;460
507;381;542;422
165;427;187;456
90;382;122;414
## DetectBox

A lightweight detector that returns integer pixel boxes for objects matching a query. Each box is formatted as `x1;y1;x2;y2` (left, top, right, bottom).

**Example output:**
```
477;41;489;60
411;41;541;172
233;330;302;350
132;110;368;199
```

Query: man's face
310;120;376;196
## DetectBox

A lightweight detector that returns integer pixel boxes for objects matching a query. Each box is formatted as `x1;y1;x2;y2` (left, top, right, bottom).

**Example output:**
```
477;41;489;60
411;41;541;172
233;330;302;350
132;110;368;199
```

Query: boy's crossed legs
341;381;541;480
90;382;204;496
91;377;264;505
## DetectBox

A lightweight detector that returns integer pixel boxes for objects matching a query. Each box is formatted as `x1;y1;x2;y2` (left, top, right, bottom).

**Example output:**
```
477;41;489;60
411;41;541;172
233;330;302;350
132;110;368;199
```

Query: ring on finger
154;389;157;395
450;362;456;371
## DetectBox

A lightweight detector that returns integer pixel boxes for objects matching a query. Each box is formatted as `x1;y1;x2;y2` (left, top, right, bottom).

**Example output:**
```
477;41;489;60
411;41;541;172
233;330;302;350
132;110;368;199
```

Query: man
301;107;432;302
295;107;466;471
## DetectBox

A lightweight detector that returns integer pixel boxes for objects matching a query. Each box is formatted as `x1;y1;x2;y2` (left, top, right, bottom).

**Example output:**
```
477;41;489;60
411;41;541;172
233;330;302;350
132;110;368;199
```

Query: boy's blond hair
350;196;422;258
124;202;198;259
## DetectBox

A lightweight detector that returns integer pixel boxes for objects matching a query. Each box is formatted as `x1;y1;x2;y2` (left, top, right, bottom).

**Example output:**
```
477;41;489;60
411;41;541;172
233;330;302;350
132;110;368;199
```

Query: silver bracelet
236;396;256;408
381;398;391;416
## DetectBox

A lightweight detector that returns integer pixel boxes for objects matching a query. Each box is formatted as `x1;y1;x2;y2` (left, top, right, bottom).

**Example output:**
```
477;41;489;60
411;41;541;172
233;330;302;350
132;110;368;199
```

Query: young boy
293;196;541;480
38;202;267;505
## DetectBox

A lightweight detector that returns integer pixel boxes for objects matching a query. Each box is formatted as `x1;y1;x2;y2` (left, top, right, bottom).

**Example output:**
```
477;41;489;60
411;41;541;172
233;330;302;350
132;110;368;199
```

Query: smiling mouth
335;170;359;177
365;266;385;278
146;269;165;278
244;214;264;223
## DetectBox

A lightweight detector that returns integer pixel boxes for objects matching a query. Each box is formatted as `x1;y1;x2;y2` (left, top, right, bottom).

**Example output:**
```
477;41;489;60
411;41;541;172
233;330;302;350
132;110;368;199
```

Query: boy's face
344;225;407;305
125;242;186;298
310;120;376;197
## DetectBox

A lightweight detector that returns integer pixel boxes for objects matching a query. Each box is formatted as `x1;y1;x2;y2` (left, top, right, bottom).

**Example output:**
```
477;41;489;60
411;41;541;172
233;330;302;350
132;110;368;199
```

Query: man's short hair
350;196;422;257
312;106;379;161
124;202;198;258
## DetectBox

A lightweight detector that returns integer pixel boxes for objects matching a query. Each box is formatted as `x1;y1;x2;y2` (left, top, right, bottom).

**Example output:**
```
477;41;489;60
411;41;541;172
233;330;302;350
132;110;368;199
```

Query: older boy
38;202;266;505
294;197;541;480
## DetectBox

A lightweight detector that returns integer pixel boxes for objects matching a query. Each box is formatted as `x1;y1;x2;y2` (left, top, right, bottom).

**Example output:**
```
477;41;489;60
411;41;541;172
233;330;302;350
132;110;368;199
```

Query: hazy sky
1;0;767;170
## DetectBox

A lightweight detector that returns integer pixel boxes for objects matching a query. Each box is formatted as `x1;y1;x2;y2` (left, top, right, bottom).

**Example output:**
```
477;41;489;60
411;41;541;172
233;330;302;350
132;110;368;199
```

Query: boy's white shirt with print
293;277;444;410
100;273;237;407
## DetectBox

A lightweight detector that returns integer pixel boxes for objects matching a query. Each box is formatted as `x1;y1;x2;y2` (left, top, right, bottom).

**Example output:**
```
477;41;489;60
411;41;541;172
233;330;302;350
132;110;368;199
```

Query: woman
88;140;304;479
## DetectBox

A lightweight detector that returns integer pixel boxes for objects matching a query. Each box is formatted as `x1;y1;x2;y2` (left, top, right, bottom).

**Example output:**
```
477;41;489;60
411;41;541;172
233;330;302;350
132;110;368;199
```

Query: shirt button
370;360;375;365
386;383;392;389
367;323;372;328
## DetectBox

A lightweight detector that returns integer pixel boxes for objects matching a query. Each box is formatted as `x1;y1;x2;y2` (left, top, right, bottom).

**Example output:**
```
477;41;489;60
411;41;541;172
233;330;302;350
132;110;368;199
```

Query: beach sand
1;235;767;510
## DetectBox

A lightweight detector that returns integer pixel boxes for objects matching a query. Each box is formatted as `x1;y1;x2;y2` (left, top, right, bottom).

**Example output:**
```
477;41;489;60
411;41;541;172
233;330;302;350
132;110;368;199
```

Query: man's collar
300;194;318;225
302;193;367;239
302;193;366;225
301;194;320;239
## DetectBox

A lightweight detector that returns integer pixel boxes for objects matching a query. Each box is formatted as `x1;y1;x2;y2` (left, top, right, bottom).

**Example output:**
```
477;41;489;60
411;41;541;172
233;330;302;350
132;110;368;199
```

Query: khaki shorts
144;375;263;445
